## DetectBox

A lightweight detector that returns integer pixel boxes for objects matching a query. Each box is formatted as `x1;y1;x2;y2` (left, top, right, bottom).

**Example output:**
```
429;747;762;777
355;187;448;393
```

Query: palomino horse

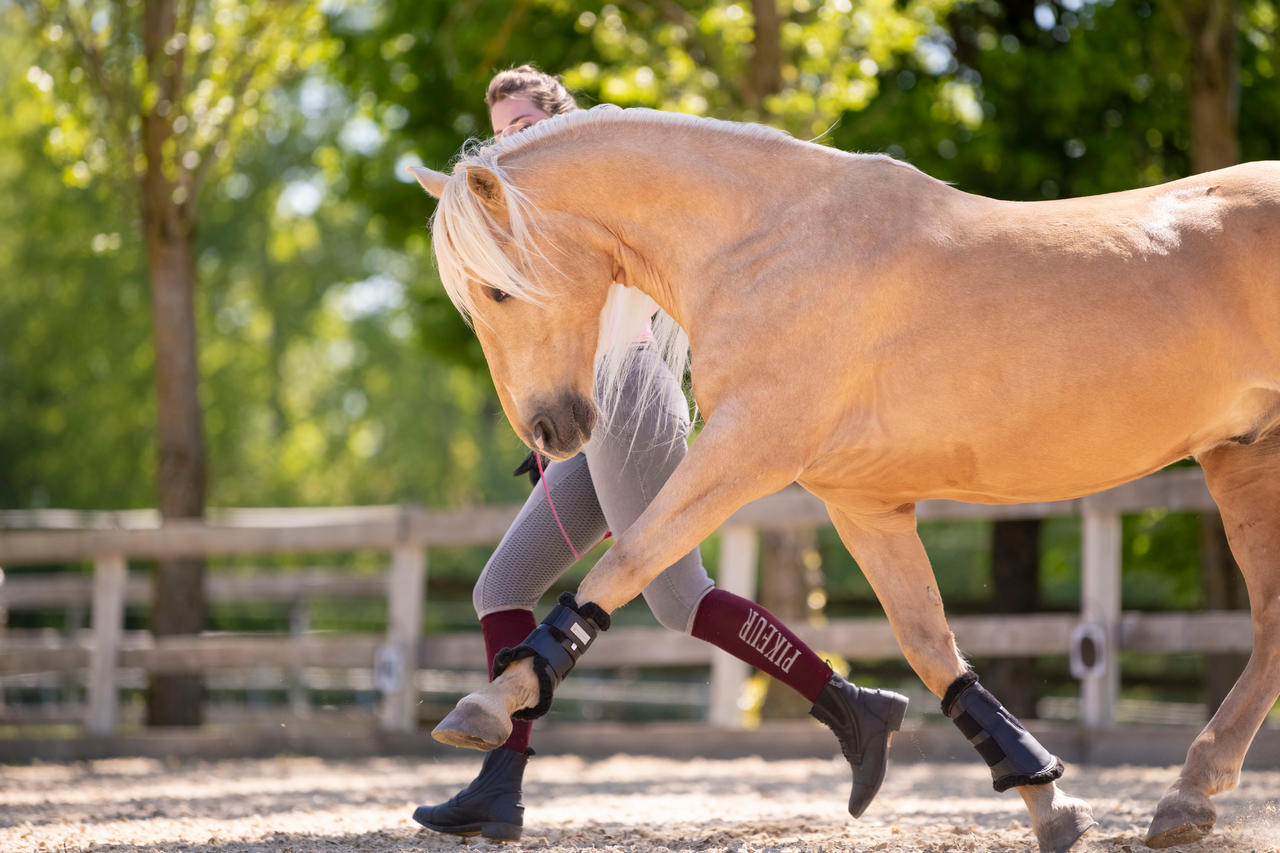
409;107;1280;853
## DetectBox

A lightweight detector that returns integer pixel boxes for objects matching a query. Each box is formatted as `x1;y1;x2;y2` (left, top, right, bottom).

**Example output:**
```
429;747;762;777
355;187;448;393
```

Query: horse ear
407;165;448;198
465;165;506;211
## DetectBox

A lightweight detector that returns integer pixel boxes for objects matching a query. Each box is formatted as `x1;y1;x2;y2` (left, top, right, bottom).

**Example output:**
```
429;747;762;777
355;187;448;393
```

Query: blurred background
1;0;1279;751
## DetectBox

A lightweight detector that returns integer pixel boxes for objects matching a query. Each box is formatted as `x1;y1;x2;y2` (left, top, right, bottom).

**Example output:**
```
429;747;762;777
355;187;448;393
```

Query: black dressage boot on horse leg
434;593;610;750
809;673;909;817
413;747;532;841
943;671;1096;853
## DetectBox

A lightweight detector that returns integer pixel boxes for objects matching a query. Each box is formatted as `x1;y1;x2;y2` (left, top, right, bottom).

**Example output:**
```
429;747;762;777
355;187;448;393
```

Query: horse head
411;161;615;460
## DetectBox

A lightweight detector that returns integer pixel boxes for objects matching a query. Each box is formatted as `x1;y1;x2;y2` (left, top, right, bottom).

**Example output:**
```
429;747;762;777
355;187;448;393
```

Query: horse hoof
431;693;512;751
1035;795;1096;853
1145;790;1215;849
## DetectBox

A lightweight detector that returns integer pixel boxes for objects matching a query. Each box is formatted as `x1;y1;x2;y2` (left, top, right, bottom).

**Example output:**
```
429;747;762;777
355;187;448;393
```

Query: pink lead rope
534;452;582;562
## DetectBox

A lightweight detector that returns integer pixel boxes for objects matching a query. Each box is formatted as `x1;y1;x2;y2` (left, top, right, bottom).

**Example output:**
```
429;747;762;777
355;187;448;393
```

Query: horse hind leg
1147;434;1280;848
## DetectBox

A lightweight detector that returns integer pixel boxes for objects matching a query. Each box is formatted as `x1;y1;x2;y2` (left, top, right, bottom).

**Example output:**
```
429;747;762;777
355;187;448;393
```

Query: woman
413;65;908;842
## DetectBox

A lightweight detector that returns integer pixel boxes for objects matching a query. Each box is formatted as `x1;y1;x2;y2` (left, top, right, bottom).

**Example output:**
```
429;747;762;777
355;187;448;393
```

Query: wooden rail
0;468;1240;737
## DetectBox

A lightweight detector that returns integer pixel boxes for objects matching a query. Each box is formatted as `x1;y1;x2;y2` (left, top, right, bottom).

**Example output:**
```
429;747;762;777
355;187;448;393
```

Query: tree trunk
759;529;810;623
1181;0;1246;716
144;230;208;728
746;0;782;110
985;519;1041;719
1185;0;1241;172
142;0;207;727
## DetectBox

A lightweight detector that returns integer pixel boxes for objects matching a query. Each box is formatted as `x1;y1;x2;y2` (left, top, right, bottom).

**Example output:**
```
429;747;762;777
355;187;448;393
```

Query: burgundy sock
480;609;537;753
691;589;832;702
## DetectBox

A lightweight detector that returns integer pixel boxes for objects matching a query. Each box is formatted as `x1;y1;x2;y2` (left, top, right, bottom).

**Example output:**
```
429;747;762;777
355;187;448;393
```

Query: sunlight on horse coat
411;107;1280;852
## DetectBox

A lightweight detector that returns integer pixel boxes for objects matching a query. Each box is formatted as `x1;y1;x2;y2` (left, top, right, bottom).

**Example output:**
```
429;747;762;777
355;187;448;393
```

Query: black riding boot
413;747;531;841
810;673;909;818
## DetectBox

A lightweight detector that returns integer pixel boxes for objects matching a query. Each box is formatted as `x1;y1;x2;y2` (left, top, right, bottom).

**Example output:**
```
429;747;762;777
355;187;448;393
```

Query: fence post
288;599;311;718
1080;510;1121;728
381;540;425;732
87;553;126;735
0;568;5;712
709;526;758;728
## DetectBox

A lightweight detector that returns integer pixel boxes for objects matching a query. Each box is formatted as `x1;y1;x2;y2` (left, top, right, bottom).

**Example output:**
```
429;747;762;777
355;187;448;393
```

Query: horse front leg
433;416;795;750
826;503;1096;853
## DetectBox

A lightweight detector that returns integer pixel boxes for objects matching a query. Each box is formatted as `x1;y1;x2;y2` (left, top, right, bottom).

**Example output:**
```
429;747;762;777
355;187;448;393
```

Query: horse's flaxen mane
431;107;804;317
484;104;802;160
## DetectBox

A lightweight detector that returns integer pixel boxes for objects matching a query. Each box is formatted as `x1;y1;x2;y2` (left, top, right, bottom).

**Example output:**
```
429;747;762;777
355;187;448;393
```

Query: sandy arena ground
2;754;1278;852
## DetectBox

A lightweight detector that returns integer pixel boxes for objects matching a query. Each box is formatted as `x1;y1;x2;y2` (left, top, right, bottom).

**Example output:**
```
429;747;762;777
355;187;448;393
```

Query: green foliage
328;0;604;373
2;0;536;517
563;0;959;137
22;0;336;202
843;0;1279;198
0;5;154;509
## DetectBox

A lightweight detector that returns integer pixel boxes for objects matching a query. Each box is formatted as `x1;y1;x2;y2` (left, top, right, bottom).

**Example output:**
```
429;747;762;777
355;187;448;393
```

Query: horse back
792;161;1280;505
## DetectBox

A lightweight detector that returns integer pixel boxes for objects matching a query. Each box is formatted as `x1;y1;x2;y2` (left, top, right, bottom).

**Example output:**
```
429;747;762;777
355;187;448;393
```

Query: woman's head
486;64;579;136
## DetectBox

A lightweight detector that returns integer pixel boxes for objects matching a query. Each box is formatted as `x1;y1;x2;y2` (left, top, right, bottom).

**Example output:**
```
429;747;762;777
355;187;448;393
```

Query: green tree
329;0;609;377
0;6;154;512
18;0;334;725
562;0;959;137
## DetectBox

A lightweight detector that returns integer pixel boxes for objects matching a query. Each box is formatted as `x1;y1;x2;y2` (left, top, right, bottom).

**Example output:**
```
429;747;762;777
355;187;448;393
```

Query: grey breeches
472;345;713;633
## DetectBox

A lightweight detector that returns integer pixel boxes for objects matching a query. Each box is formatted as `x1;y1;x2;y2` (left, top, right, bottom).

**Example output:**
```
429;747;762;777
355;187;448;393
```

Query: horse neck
517;122;842;337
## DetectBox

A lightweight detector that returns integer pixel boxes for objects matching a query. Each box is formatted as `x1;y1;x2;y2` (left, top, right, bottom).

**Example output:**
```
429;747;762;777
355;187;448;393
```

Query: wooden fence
0;468;1250;739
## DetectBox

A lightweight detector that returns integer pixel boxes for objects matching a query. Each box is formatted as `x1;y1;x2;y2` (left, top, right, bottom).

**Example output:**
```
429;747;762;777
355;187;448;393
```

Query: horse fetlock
1203;765;1241;797
492;592;610;720
493;657;542;713
1184;740;1243;797
1146;787;1216;849
942;671;1063;792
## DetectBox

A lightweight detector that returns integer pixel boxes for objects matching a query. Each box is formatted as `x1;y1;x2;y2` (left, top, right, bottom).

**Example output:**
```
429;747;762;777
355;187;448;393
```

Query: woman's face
490;95;551;137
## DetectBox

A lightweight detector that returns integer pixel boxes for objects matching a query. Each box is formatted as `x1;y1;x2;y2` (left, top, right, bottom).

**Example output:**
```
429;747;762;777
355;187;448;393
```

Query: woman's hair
485;64;579;115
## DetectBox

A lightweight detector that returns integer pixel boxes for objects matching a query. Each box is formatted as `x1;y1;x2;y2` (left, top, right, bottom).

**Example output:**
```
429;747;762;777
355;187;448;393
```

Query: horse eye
487;287;510;303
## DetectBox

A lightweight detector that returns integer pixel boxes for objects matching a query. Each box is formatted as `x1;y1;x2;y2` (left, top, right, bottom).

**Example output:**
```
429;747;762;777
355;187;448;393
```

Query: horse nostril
531;418;553;452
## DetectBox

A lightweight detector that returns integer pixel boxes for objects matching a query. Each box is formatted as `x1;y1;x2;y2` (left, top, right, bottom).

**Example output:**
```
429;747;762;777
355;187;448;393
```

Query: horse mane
430;107;854;427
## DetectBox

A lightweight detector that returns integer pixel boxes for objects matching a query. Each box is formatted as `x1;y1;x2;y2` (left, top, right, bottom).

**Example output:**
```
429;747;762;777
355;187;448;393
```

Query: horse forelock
429;154;556;327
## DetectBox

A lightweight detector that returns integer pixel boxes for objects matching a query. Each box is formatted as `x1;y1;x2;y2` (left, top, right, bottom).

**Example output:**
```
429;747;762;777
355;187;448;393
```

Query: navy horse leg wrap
942;671;1064;792
492;592;611;721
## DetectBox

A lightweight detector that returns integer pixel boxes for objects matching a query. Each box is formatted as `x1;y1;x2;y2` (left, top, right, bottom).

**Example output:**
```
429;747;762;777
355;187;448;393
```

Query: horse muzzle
527;392;596;460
